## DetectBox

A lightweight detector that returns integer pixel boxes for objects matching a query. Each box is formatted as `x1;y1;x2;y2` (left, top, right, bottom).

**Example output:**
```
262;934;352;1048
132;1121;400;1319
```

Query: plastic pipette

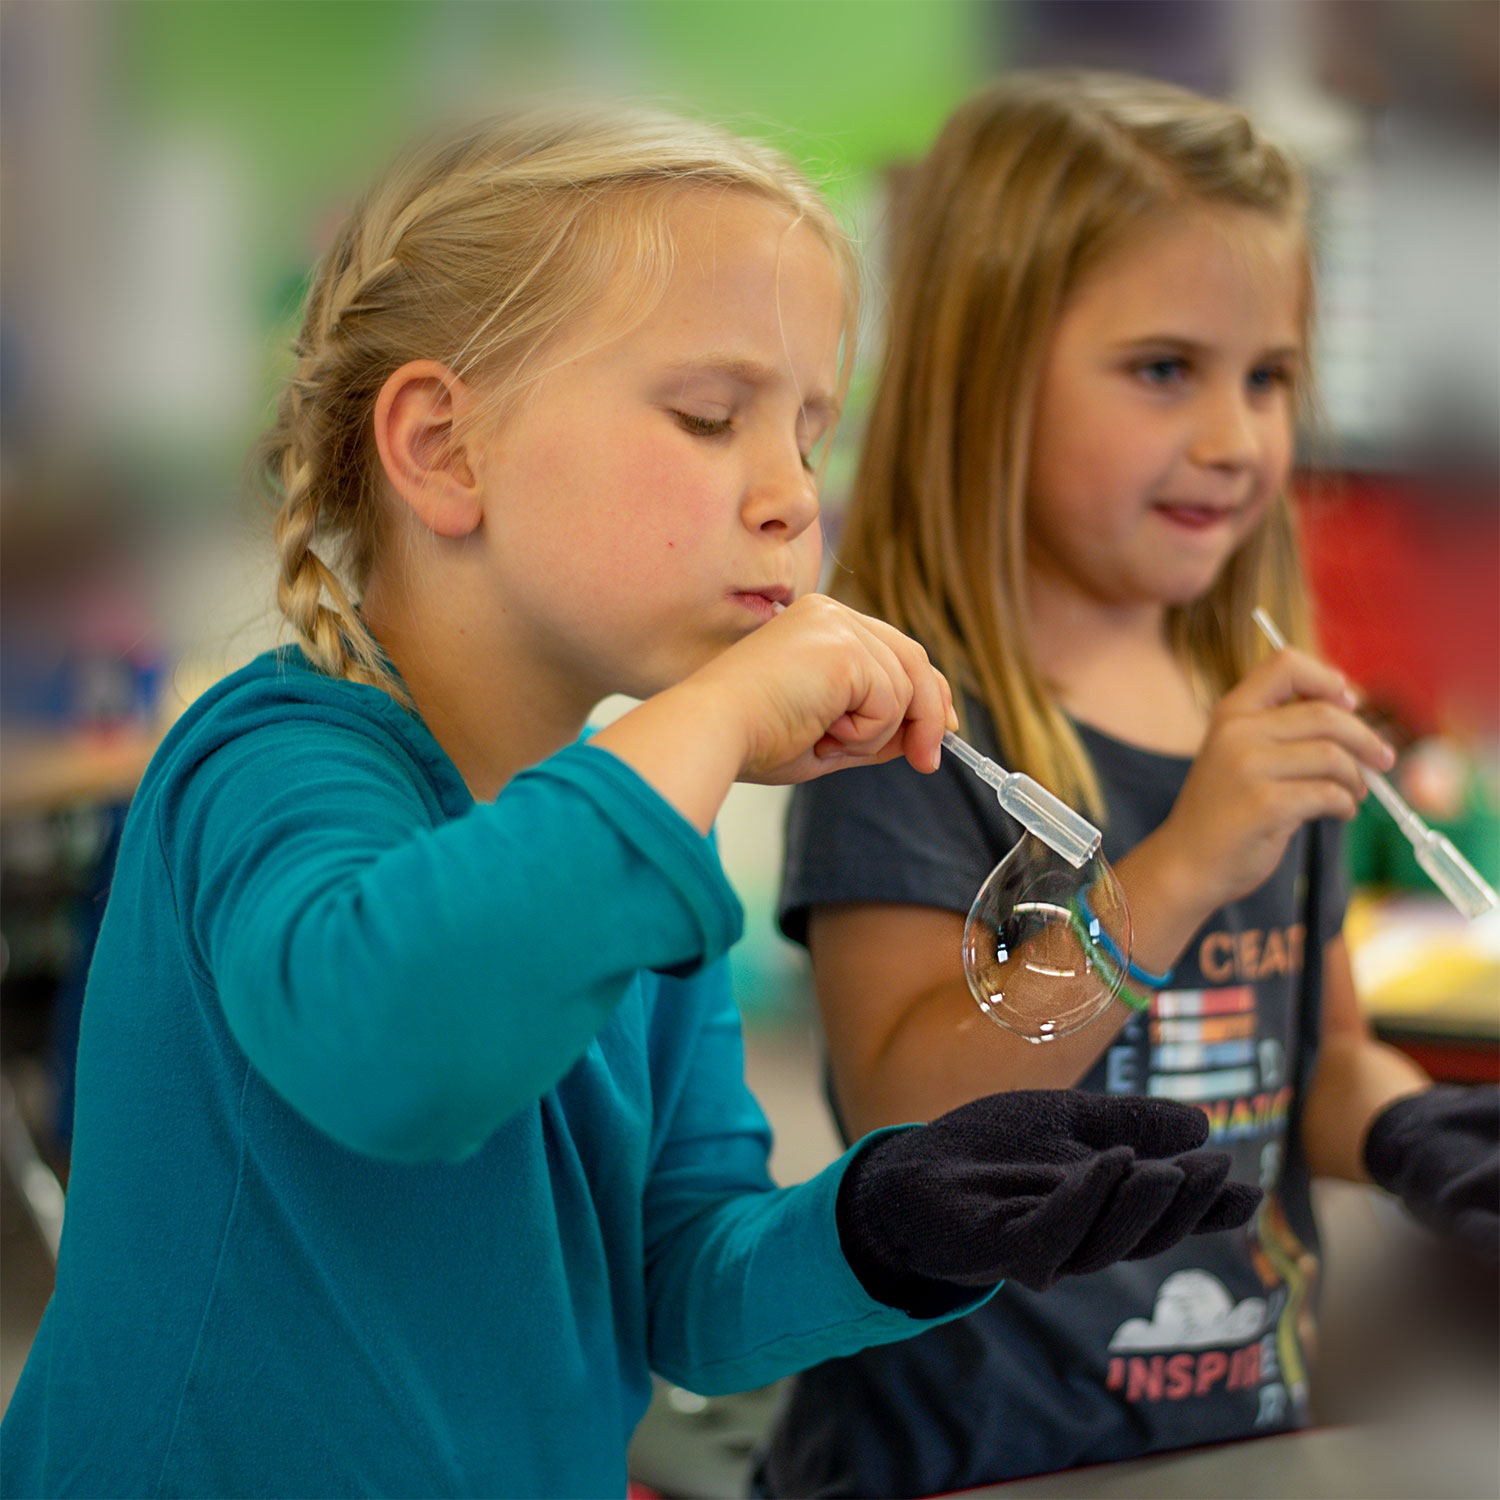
941;731;1102;868
1252;608;1498;921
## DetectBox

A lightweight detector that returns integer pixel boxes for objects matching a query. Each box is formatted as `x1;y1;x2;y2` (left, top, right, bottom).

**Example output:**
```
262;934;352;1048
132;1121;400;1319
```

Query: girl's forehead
590;190;847;366
662;192;846;315
1072;207;1305;331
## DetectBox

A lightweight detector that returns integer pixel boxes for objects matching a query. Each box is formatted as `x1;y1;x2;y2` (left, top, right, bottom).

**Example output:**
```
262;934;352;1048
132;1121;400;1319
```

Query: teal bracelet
1065;901;1152;1012
1075;889;1173;990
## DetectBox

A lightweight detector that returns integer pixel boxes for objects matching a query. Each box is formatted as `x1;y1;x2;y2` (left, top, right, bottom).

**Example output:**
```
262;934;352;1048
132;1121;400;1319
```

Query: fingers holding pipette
1138;646;1397;920
590;595;955;834
1251;611;1497;919
1241;647;1396;787
813;611;957;775
1234;643;1359;715
701;594;958;785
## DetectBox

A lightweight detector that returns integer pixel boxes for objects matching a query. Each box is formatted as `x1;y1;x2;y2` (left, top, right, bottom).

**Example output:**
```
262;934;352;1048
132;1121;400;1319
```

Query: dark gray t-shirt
757;708;1347;1496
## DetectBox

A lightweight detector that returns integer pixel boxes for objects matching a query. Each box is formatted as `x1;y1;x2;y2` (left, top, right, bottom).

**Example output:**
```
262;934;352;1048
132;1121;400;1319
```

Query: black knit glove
837;1090;1261;1313
1363;1084;1499;1260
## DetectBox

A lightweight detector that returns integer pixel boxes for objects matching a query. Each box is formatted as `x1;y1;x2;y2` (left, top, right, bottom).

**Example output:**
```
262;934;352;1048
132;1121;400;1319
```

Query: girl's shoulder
146;646;461;807
175;644;398;727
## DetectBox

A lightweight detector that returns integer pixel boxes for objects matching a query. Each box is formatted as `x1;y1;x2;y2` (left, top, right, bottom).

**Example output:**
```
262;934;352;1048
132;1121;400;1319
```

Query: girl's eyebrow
1106;335;1302;363
661;354;840;419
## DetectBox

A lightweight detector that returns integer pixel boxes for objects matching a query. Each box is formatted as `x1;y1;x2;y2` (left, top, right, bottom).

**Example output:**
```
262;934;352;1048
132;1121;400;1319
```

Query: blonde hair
259;100;856;700
836;69;1315;814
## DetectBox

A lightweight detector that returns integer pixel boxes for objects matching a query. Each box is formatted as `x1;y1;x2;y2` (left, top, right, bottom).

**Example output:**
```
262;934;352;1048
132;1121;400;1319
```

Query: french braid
264;212;408;698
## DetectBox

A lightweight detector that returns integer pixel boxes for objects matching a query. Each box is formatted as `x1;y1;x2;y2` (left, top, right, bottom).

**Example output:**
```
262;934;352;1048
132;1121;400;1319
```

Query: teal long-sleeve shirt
1;650;972;1499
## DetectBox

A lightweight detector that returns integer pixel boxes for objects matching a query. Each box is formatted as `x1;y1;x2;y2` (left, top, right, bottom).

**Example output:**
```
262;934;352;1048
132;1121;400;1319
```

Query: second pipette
1252;608;1498;921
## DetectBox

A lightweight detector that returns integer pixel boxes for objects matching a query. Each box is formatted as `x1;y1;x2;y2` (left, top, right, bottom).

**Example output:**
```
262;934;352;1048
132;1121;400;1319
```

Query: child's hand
692;594;957;785
1364;1084;1499;1261
837;1089;1260;1308
1157;647;1394;914
591;596;954;835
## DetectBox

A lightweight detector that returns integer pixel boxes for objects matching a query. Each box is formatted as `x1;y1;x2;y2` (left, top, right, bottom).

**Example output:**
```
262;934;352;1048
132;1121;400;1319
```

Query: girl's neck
361;582;593;803
1026;572;1208;756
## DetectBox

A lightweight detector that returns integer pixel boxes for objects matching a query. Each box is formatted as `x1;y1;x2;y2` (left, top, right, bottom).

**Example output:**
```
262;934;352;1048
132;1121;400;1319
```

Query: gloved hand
837;1089;1261;1313
1363;1084;1499;1261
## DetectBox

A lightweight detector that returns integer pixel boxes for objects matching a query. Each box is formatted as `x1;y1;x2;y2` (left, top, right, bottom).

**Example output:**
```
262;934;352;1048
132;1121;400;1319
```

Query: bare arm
1300;933;1429;1182
804;780;1340;1140
808;902;1137;1138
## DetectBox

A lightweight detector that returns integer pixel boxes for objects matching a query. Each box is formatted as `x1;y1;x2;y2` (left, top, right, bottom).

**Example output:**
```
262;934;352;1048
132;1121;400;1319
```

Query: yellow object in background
1346;892;1500;1038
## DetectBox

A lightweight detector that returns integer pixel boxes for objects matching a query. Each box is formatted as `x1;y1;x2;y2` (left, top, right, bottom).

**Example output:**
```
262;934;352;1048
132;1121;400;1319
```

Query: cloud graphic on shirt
1108;1270;1268;1352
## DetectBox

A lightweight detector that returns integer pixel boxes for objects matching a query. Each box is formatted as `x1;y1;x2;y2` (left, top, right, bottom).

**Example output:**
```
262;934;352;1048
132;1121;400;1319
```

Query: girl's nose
742;442;820;537
1189;387;1259;471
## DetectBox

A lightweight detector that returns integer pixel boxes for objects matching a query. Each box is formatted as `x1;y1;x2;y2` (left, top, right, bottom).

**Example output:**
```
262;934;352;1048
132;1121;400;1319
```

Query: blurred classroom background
2;0;1497;1482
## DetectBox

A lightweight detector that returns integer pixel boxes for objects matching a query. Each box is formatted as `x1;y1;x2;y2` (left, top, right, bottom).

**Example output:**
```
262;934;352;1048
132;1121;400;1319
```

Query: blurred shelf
0;726;162;818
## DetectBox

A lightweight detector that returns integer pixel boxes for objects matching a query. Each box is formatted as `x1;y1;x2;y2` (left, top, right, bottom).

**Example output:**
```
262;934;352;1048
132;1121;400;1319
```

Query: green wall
122;0;997;317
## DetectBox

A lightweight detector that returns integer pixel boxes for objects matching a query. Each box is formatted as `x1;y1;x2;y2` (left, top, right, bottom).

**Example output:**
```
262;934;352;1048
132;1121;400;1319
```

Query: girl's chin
1161;571;1233;608
1105;558;1234;610
1155;540;1254;603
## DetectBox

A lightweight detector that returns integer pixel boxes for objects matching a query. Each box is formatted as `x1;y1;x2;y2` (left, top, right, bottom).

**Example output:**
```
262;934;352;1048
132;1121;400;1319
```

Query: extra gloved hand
836;1089;1262;1313
1362;1084;1499;1261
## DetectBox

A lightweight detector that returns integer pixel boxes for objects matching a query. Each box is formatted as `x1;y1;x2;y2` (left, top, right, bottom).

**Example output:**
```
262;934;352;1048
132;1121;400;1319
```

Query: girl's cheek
1264;433;1295;493
797;526;824;593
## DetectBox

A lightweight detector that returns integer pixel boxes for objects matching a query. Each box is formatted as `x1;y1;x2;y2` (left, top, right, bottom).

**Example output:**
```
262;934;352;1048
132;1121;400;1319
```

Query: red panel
1296;475;1500;739
1374;1033;1500;1085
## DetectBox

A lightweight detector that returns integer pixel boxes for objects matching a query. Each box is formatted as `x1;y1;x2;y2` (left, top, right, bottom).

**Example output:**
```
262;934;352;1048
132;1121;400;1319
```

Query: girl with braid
3;103;1259;1500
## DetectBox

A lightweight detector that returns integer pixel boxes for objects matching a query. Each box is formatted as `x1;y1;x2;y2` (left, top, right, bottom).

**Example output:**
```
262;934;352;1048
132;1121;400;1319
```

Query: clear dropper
1252;608;1498;921
941;731;1102;869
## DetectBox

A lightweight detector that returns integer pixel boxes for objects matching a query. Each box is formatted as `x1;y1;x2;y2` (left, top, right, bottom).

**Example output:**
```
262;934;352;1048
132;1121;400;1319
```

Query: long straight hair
836;70;1315;814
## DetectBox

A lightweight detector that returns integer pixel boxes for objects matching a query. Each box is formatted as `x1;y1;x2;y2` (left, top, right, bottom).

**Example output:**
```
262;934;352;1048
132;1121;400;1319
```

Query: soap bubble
962;832;1133;1043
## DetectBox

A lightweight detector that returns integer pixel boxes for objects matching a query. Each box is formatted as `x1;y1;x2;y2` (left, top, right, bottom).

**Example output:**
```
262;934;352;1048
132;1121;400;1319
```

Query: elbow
265;1056;508;1164
651;1361;744;1399
226;968;525;1164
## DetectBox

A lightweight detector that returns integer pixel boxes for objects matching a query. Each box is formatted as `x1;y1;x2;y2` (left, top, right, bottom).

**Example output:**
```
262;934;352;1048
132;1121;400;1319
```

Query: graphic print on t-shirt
1146;985;1259;1101
1101;979;1313;1430
1105;1269;1268;1404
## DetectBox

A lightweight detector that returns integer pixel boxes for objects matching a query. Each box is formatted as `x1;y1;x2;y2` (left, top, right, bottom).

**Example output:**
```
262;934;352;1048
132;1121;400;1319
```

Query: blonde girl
1;100;1258;1500
757;71;1495;1495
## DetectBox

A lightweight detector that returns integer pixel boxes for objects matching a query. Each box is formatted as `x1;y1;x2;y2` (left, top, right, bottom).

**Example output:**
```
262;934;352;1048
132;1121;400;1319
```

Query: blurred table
966;1418;1498;1499
1347;893;1500;1082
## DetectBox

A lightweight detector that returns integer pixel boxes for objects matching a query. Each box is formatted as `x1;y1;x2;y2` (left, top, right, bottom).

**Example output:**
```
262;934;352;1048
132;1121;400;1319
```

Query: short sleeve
779;754;1024;947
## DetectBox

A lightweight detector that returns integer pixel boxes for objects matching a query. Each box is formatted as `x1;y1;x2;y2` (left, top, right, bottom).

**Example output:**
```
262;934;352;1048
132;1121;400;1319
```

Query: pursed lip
728;583;793;622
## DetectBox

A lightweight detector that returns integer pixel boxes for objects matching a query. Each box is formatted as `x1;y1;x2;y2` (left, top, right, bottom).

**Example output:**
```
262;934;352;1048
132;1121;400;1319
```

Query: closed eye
672;411;731;437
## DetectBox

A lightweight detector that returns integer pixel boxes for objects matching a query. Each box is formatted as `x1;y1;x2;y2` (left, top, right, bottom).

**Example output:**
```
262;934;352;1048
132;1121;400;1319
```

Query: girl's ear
373;360;483;538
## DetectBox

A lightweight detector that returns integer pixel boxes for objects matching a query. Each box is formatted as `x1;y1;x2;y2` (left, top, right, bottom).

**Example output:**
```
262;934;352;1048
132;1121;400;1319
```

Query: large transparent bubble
962;832;1133;1043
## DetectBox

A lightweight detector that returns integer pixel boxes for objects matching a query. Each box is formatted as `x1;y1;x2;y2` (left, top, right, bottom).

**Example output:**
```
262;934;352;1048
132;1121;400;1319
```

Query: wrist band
1064;902;1152;1012
1075;889;1174;990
